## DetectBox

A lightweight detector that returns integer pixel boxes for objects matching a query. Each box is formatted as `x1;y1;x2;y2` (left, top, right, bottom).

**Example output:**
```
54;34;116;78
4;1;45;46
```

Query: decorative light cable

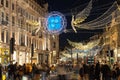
67;39;100;50
65;14;120;33
70;1;118;30
65;1;114;16
60;39;102;59
79;8;120;30
82;1;118;25
74;2;120;30
70;1;117;31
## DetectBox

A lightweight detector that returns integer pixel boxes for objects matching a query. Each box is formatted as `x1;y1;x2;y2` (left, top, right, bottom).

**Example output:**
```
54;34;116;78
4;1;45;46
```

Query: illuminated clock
46;11;67;34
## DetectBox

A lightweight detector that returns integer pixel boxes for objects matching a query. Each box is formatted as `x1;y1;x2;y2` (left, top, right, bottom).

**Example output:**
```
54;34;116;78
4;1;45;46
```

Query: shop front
0;48;10;64
38;52;49;65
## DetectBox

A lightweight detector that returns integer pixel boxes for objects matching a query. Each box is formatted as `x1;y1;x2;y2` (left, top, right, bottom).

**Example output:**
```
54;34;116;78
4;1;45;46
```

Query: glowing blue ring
46;11;67;34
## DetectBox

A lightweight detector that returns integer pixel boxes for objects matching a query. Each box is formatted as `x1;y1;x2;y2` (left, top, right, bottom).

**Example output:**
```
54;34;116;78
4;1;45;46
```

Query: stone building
0;0;59;65
101;8;120;63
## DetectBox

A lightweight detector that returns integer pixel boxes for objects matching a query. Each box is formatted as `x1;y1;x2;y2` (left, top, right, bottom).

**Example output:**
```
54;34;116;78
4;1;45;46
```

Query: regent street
0;0;120;80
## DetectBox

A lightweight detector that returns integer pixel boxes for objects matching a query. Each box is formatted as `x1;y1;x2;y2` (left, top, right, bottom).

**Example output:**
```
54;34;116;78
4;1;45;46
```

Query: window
1;12;4;24
21;34;25;46
6;31;9;43
53;42;56;48
1;30;4;42
12;16;15;26
12;32;15;38
12;3;14;10
26;12;28;18
1;0;4;6
6;0;8;7
29;38;31;47
6;13;8;25
27;36;28;46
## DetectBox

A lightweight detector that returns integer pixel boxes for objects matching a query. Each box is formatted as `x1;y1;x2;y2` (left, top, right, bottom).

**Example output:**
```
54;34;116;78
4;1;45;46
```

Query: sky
37;0;115;49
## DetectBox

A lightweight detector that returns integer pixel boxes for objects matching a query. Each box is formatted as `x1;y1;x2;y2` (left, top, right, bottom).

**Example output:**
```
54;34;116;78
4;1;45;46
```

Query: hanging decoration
45;11;67;35
72;1;119;30
67;39;100;50
60;39;103;59
71;0;93;32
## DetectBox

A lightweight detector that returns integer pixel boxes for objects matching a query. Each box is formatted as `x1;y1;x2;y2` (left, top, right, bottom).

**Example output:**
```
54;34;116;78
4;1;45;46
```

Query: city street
0;0;119;80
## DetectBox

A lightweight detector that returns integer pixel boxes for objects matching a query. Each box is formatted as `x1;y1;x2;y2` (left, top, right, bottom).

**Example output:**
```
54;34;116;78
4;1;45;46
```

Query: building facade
0;0;59;65
101;9;120;63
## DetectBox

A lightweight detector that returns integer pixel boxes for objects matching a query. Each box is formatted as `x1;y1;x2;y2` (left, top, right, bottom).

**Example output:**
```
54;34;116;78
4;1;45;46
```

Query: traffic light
31;43;34;57
10;37;15;54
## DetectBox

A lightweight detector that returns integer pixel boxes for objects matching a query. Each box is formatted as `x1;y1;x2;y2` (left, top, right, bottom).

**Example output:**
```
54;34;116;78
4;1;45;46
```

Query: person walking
89;64;95;80
95;61;101;80
79;64;84;80
101;62;111;80
83;63;89;80
0;64;2;80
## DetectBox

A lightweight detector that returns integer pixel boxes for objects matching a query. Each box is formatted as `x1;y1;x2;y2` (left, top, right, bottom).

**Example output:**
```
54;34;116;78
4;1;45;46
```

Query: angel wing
71;0;92;30
67;39;84;49
75;0;92;22
71;15;77;33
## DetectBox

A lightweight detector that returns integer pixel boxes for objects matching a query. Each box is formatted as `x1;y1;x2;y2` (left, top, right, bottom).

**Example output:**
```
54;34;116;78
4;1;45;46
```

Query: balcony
17;0;46;17
1;21;8;26
17;0;29;9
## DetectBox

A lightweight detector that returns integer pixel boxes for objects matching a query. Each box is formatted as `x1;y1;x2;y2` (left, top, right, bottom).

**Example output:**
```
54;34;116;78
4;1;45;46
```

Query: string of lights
65;10;120;32
71;0;114;14
71;0;93;33
51;1;115;16
80;1;118;25
70;1;117;32
0;1;118;34
73;2;119;30
79;9;120;30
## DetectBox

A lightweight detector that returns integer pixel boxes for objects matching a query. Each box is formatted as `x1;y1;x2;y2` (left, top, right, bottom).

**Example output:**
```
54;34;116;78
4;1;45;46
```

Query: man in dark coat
95;61;101;80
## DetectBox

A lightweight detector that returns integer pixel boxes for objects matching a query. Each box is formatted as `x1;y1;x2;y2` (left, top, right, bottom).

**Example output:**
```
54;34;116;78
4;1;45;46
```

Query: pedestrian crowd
0;61;51;80
78;61;120;80
0;60;120;80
